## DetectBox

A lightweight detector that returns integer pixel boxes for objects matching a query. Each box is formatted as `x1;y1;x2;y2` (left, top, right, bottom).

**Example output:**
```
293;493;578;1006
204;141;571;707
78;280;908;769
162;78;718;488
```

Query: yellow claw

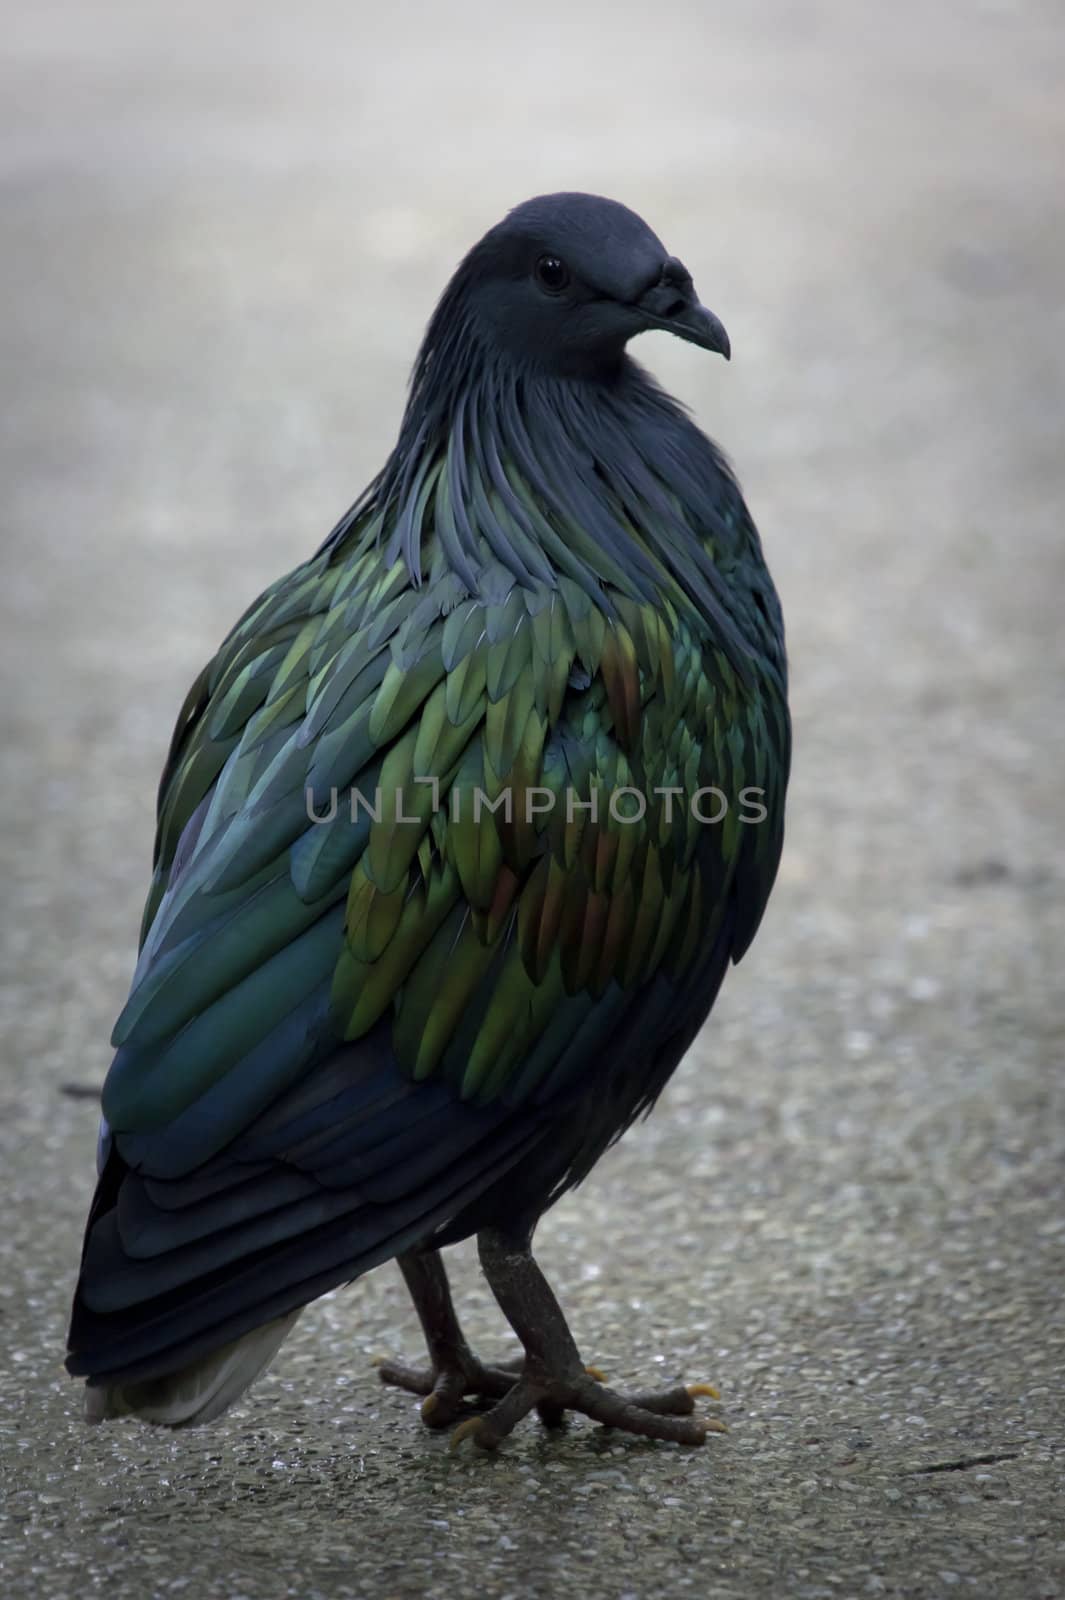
686;1383;721;1400
449;1416;493;1452
703;1417;729;1434
584;1365;608;1382
421;1392;441;1423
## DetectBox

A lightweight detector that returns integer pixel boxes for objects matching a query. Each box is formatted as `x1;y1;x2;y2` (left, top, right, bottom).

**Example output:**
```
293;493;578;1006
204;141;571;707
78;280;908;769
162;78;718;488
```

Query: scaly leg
376;1249;522;1427
450;1228;722;1450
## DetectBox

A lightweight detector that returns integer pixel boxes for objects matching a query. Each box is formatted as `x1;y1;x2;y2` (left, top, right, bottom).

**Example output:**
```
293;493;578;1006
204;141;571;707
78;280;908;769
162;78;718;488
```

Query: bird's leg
450;1228;722;1450
376;1248;523;1427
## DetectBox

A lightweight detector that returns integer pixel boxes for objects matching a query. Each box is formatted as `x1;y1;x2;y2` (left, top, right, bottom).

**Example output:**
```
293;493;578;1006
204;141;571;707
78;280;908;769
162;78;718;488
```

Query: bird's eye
534;254;570;294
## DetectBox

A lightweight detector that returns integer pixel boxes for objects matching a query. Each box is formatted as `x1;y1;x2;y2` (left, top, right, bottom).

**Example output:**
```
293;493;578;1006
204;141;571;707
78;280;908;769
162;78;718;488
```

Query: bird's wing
71;540;786;1383
332;576;788;1108
106;549;785;1130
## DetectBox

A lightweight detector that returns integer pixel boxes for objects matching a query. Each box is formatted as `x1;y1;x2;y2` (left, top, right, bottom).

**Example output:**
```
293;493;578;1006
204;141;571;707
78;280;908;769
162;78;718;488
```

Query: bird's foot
376;1349;523;1428
462;1228;726;1450
380;1248;528;1427
449;1367;725;1450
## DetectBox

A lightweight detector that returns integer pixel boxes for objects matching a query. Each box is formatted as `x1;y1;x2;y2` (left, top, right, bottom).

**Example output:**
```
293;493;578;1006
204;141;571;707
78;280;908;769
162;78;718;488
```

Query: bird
66;192;789;1449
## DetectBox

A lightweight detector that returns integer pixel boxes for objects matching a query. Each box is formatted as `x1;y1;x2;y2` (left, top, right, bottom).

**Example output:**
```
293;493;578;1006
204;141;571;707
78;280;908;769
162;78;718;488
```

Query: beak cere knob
661;256;694;290
638;267;731;359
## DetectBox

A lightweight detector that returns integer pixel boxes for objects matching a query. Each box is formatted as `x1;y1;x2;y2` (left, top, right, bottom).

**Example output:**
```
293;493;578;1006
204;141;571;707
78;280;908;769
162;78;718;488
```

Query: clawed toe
384;1241;726;1455
374;1358;436;1396
377;1351;523;1427
445;1367;724;1451
618;1384;698;1417
449;1415;500;1452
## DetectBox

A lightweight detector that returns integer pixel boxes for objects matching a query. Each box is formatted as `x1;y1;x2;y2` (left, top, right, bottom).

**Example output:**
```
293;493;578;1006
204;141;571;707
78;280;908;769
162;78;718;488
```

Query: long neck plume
325;280;757;656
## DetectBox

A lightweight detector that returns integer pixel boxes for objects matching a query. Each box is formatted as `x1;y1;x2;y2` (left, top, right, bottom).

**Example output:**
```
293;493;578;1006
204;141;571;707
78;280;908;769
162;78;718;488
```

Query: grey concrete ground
1;2;1063;1596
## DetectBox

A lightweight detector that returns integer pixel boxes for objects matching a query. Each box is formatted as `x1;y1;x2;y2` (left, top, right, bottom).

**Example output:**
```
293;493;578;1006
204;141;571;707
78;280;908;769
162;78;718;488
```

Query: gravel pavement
1;3;1063;1596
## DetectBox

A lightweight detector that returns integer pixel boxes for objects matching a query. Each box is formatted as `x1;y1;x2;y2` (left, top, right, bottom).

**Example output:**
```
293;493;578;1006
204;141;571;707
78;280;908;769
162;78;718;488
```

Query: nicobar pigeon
67;193;789;1449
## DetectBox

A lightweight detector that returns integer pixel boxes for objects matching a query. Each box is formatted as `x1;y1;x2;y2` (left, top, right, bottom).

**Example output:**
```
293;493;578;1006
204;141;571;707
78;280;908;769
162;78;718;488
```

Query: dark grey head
436;192;730;381
332;192;743;620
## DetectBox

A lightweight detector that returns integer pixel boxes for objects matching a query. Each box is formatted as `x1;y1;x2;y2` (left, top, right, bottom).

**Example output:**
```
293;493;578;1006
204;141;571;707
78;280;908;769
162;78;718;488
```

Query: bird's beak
635;264;731;360
660;300;731;360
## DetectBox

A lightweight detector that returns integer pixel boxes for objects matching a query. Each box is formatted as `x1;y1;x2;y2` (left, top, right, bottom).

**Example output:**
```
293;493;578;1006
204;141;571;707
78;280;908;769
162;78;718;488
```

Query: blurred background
1;3;1062;1596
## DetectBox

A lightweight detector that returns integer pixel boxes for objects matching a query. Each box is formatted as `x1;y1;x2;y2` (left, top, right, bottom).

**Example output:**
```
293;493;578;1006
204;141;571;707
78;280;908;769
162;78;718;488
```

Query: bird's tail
84;1310;301;1428
68;1034;544;1427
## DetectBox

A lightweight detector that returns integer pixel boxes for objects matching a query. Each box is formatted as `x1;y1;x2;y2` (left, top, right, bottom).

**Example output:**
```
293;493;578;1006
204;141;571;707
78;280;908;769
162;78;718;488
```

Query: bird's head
437;192;731;382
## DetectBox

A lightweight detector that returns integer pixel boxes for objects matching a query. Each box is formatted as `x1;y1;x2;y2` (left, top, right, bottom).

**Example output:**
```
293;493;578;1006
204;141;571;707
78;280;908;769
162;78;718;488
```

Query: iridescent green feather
107;438;788;1136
